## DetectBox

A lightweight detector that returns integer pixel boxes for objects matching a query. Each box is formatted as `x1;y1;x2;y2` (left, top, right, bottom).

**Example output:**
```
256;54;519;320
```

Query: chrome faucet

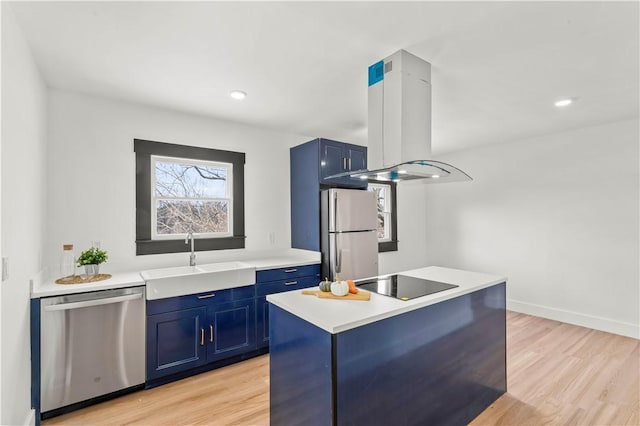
185;232;196;266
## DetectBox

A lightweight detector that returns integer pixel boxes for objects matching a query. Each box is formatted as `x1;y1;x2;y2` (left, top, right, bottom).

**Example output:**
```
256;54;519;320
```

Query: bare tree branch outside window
369;184;390;241
153;160;231;236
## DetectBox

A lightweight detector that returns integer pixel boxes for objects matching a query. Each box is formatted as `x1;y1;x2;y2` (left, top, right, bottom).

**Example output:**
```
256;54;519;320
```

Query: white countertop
31;248;321;299
249;256;320;270
31;272;146;298
266;266;507;334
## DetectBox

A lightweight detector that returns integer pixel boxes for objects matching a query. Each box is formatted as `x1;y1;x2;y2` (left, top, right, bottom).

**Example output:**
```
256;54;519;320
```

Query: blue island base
270;283;506;426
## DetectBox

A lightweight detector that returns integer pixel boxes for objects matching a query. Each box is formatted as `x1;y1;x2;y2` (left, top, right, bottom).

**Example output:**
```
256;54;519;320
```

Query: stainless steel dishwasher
40;286;145;413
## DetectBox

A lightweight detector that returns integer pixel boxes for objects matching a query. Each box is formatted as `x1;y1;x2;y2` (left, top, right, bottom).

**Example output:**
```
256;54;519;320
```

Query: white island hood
348;50;472;183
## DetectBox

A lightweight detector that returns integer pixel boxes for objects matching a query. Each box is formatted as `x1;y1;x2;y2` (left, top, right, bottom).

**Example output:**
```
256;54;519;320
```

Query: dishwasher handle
43;293;143;312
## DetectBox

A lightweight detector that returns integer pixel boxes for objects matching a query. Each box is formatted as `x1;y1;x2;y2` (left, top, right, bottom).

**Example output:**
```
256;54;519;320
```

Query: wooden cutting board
301;289;371;301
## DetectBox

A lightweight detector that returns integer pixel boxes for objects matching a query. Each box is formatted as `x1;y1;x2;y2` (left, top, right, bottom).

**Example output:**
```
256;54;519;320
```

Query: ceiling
9;1;639;155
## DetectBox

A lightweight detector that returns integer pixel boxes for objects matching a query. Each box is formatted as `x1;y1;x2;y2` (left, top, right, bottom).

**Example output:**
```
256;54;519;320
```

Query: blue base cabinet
146;285;256;382
146;264;320;384
207;299;256;362
256;296;270;348
146;307;208;380
256;264;321;349
270;283;507;426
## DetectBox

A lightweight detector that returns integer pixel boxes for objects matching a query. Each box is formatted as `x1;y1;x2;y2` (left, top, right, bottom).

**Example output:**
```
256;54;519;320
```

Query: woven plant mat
55;274;112;285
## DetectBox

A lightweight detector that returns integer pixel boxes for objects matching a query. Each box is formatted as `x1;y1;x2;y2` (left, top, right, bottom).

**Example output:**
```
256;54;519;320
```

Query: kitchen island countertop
267;266;506;334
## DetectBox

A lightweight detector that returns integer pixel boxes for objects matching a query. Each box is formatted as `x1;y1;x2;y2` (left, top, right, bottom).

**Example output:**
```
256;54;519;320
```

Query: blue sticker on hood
368;60;384;86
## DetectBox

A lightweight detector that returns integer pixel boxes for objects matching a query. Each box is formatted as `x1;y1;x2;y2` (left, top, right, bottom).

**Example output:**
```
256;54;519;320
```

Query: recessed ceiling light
554;98;573;107
398;170;407;174
432;175;440;179
230;90;247;100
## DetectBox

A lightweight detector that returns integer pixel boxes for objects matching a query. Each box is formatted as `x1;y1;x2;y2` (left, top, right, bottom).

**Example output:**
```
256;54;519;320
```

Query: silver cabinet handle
44;293;142;311
348;157;352;170
284;269;297;273
200;328;205;346
197;293;216;299
210;325;214;343
285;281;298;286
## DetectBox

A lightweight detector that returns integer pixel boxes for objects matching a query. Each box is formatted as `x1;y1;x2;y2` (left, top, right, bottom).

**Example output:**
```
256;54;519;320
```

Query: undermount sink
142;261;256;300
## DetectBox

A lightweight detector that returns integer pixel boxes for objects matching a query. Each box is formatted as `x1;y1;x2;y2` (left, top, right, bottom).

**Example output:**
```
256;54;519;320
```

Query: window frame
134;139;245;255
368;180;398;253
150;155;233;240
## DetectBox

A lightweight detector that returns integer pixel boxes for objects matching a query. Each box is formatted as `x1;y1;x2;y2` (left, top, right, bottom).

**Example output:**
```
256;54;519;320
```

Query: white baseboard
507;299;639;339
23;409;35;426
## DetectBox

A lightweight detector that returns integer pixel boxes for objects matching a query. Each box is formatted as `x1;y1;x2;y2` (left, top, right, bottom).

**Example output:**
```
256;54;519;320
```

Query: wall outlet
2;257;8;282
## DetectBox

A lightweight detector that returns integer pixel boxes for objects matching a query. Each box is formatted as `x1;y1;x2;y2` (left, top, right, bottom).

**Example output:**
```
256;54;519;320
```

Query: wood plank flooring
44;311;639;425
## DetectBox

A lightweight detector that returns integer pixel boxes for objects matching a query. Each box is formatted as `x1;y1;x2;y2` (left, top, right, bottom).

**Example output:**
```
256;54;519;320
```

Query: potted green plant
77;247;108;277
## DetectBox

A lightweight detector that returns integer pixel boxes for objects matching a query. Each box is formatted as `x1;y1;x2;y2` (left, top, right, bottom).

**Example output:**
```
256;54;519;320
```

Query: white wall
378;182;429;275
46;90;308;273
424;119;639;338
1;3;48;425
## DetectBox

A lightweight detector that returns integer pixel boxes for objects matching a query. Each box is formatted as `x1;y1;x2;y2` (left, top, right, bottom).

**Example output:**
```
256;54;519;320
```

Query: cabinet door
319;139;346;180
347;144;367;172
146;307;208;381
256;296;270;349
206;299;256;362
320;139;368;188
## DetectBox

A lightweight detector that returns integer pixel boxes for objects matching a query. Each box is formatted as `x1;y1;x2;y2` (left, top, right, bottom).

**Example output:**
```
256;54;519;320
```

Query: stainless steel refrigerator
321;188;379;281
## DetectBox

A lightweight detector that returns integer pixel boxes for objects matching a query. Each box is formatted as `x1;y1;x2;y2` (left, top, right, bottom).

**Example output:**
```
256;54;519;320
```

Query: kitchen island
266;266;507;425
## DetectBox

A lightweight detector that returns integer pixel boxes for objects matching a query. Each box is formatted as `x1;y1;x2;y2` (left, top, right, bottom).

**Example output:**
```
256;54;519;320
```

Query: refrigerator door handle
334;191;339;232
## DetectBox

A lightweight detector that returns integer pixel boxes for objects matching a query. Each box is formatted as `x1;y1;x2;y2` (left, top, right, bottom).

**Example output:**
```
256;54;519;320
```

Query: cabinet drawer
147;285;255;315
256;274;319;297
256;264;320;283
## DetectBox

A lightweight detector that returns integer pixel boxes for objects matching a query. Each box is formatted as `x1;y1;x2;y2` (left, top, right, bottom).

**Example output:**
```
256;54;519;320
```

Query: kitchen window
151;156;232;239
368;181;398;252
134;139;245;255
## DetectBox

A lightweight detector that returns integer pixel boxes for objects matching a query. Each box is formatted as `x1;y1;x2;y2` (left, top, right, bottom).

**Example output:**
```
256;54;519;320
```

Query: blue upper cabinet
317;139;368;186
319;140;345;181
291;138;367;190
346;144;367;172
291;138;367;251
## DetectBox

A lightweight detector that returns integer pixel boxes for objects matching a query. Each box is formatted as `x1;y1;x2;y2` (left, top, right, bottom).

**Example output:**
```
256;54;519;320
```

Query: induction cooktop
356;274;458;301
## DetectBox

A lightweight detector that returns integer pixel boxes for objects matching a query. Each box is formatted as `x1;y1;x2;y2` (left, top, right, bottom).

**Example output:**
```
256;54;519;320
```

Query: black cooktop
356;274;458;301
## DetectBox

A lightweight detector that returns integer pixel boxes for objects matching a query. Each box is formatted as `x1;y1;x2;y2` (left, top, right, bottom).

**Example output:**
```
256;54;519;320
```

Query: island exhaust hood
345;50;472;183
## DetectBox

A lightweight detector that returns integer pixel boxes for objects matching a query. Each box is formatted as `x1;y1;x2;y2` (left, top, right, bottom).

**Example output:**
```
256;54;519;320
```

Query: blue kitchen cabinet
146;285;257;384
206;299;256;362
312;139;367;181
291;138;367;251
146;307;208;381
256;296;270;347
317;138;367;184
255;264;321;349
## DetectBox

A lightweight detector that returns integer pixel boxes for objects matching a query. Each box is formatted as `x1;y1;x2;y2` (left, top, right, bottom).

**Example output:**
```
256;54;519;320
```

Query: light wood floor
44;311;639;425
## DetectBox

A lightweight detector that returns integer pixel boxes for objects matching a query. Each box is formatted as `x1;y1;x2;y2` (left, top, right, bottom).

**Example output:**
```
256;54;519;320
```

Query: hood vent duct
335;50;472;184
